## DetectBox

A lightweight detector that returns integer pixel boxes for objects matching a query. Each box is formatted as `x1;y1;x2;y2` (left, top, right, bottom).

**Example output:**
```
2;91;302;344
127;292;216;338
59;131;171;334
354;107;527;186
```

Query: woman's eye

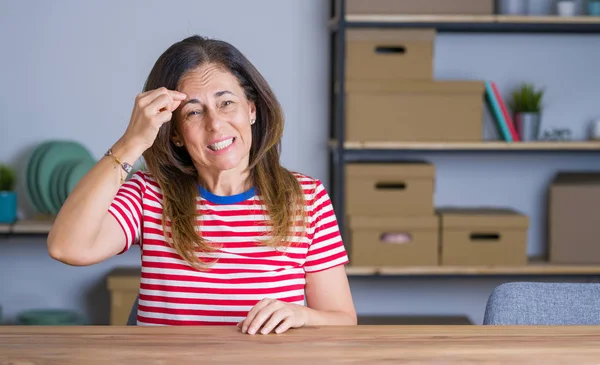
187;110;201;117
222;100;233;107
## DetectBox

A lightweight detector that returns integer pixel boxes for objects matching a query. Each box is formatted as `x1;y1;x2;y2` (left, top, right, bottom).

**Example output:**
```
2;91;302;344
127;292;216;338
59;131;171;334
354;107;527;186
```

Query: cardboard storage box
346;162;435;216
346;80;485;142
549;172;600;264
438;208;529;266
107;267;140;325
348;215;439;267
346;29;435;81
346;0;494;15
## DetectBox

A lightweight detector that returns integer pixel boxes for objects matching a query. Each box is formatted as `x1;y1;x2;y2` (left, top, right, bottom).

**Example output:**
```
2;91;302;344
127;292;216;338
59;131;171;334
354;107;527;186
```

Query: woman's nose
205;111;223;132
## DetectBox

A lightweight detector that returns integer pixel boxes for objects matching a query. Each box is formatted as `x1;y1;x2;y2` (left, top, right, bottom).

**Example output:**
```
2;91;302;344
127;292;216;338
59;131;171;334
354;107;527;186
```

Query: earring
175;141;183;147
250;119;255;125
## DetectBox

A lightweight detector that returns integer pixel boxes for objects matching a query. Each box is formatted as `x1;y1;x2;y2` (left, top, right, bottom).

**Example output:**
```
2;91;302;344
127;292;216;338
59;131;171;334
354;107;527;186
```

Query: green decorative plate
65;158;96;196
57;160;76;206
26;142;54;214
48;160;77;214
36;142;94;215
17;309;85;325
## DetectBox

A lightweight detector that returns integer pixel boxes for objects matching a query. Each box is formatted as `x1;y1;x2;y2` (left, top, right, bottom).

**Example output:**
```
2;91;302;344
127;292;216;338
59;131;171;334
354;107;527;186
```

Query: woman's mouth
207;137;235;151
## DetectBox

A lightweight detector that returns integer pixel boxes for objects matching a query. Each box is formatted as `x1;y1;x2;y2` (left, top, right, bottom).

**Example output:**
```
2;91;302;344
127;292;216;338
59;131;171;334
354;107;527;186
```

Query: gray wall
1;0;599;325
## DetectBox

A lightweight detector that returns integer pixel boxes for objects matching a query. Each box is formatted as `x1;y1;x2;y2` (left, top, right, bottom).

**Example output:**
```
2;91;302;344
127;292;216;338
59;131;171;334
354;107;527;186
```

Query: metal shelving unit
328;0;600;274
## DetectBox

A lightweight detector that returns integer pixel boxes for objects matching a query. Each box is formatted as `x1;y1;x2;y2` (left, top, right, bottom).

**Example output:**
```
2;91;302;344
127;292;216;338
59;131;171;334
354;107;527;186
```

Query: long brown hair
141;35;306;270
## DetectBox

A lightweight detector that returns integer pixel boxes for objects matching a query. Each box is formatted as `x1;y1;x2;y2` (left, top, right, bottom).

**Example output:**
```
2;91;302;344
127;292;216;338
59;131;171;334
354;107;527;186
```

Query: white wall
1;0;330;219
1;0;600;325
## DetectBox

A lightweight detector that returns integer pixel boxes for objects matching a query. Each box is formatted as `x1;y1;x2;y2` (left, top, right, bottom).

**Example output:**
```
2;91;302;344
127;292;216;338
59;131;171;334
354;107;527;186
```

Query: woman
48;35;356;334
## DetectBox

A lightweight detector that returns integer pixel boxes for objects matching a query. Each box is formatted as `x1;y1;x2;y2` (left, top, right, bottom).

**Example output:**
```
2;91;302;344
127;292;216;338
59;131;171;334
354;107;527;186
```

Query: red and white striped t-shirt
108;171;349;326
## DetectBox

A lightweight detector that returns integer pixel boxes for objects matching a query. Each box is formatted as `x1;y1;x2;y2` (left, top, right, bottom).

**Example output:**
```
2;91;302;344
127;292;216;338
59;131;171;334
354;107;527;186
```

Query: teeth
209;138;234;151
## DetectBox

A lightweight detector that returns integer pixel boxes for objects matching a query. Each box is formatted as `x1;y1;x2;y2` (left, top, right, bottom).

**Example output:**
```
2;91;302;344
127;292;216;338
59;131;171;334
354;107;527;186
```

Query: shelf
346;14;495;23
336;14;600;33
345;261;600;276
495;15;600;24
7;220;600;277
0;219;54;236
109;264;600;280
0;224;10;234
331;140;600;152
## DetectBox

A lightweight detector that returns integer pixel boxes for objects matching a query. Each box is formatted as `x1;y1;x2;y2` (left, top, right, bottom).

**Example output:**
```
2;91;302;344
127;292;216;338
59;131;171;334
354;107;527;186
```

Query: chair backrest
483;282;600;325
127;295;139;326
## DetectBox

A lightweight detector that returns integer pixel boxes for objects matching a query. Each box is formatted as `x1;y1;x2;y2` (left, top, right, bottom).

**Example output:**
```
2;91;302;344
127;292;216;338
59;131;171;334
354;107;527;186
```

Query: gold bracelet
105;148;133;184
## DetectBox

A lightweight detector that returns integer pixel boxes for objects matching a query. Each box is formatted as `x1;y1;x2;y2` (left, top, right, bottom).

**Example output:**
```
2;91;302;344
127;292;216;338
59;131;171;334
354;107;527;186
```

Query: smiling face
173;63;256;179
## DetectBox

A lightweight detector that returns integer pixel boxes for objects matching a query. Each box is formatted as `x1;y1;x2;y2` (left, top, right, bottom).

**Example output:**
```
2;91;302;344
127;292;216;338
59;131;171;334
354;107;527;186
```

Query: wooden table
1;325;599;364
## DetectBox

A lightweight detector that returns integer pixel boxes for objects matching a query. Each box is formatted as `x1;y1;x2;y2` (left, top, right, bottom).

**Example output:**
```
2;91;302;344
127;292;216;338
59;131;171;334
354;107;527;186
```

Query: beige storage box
346;80;485;142
346;0;494;15
107;267;140;325
438;208;529;266
549;172;600;264
346;162;435;216
348;215;439;267
346;29;435;81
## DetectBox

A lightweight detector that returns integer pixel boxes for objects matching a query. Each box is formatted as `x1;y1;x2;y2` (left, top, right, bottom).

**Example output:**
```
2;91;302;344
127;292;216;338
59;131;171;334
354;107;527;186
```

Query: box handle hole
375;182;406;190
470;233;500;241
375;46;406;54
380;232;412;244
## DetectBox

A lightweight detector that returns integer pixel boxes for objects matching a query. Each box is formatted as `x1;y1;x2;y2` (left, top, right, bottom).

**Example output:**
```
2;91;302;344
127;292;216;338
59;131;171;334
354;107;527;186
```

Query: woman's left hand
237;298;308;335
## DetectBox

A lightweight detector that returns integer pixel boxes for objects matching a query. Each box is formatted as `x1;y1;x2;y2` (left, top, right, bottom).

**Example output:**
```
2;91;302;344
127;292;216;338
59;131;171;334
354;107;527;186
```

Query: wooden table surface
1;325;600;364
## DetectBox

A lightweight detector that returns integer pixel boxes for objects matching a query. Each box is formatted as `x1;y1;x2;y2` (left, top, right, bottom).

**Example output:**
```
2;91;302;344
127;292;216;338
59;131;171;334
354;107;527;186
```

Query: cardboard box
438;208;529;266
346;0;494;15
346;29;435;81
348;215;439;267
549;172;600;264
346;80;485;142
107;267;140;325
346;162;435;216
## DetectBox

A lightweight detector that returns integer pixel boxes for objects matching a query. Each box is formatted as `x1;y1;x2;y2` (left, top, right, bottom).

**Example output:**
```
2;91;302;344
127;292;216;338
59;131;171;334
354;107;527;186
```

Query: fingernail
249;327;256;335
261;328;269;335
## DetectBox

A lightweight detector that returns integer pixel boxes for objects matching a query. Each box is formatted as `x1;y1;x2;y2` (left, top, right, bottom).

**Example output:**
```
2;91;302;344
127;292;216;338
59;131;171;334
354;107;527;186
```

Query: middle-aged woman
47;35;356;334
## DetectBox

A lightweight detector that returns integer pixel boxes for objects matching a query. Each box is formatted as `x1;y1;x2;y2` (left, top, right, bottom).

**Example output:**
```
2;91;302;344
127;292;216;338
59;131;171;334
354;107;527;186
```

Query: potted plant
0;164;17;224
509;83;545;141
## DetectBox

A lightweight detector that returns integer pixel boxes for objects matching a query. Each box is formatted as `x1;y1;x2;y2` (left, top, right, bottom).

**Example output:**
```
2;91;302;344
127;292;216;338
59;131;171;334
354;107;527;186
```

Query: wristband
105;148;133;183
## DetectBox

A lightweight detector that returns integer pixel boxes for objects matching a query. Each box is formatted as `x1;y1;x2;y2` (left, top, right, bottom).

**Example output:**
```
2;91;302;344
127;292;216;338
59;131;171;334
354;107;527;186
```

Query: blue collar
198;185;256;204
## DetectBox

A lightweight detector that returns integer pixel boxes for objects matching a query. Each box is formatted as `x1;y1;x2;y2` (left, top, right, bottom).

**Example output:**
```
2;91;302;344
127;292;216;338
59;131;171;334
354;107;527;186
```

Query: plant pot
557;0;577;16
498;0;527;15
0;191;17;224
589;0;600;15
515;112;541;141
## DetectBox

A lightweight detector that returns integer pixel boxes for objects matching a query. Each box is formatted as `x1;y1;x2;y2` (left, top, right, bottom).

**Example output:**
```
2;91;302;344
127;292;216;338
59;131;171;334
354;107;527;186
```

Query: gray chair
483;282;600;325
127;295;139;326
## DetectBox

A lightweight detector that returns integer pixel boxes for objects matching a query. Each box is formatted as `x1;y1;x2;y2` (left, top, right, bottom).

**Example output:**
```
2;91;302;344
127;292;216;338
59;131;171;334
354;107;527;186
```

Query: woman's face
174;63;256;175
